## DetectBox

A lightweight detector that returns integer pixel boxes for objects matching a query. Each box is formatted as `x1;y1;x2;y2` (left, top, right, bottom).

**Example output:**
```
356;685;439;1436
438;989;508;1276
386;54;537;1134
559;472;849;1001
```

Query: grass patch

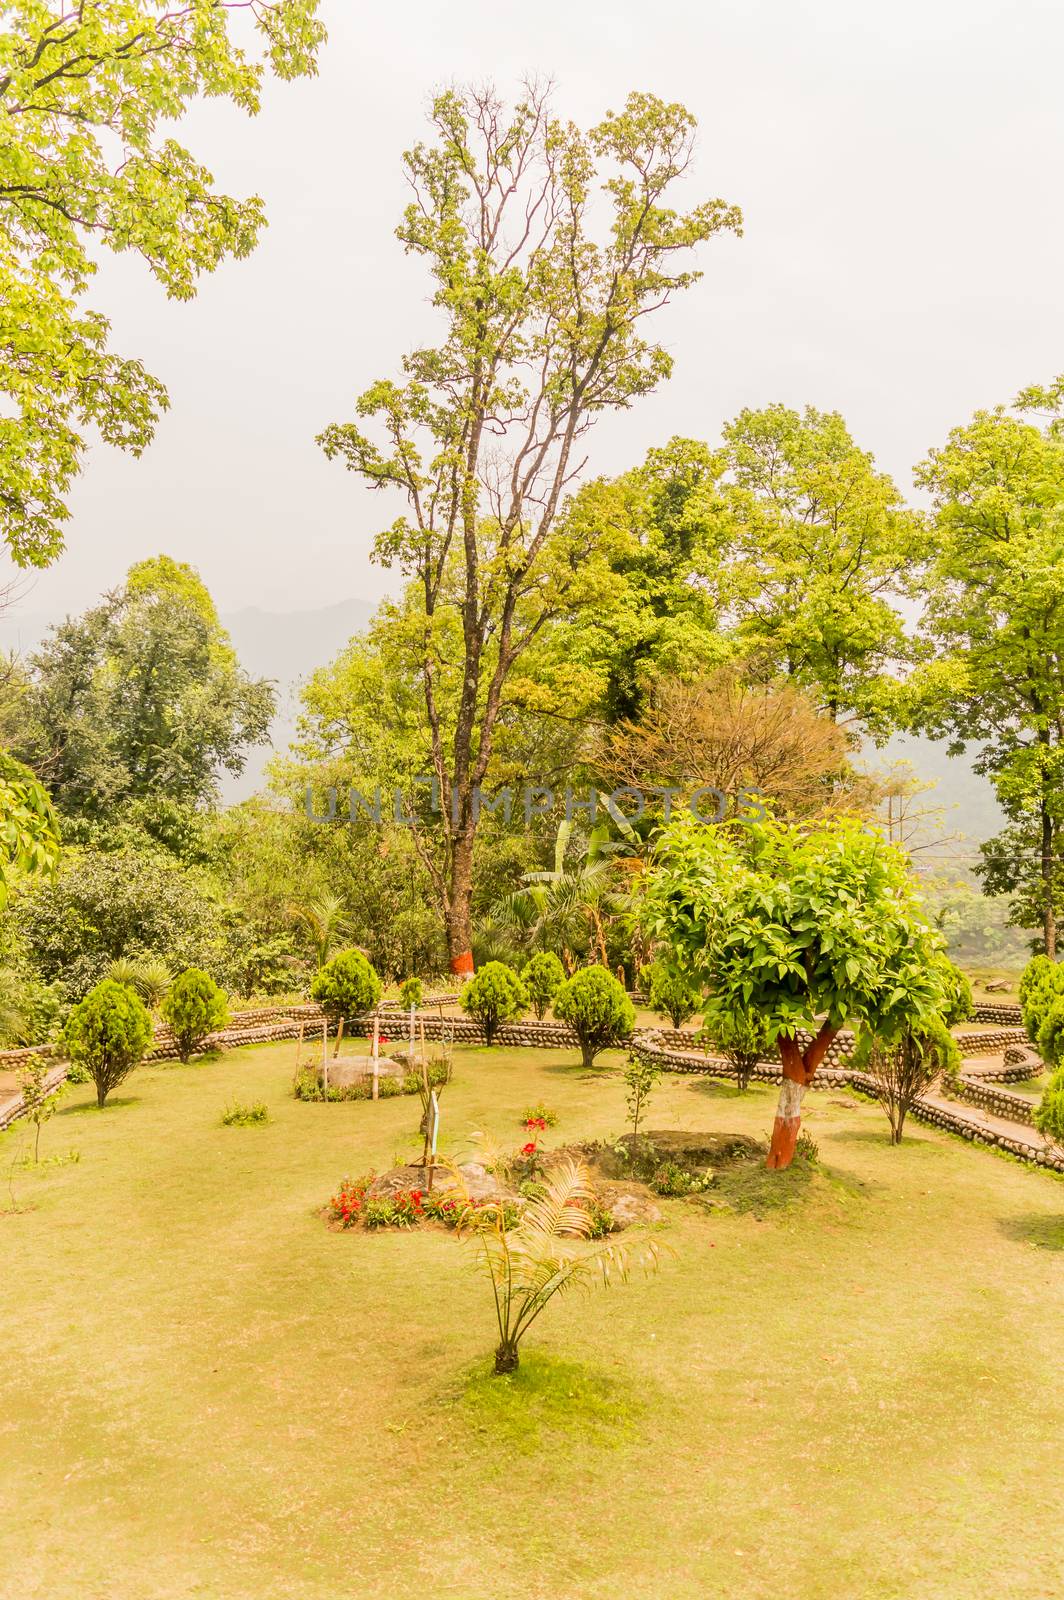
2;1039;1063;1599
449;1350;643;1451
219;1099;270;1126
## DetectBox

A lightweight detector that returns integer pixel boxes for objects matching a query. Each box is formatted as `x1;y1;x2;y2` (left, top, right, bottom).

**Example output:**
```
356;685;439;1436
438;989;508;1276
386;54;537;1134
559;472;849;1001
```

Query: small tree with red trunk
641;815;952;1168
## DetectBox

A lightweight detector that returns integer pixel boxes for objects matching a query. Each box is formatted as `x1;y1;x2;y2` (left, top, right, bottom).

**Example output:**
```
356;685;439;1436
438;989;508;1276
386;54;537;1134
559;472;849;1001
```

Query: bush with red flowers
325;1173;519;1232
328;1175;374;1228
520;1101;558;1131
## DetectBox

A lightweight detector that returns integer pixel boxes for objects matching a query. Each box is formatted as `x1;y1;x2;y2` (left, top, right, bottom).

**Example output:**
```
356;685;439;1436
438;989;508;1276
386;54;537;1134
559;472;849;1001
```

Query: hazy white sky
6;0;1063;622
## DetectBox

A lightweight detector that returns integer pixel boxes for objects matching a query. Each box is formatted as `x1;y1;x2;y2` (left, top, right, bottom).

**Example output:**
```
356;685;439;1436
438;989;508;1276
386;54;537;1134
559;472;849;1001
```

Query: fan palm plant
457;1155;661;1374
493;820;630;969
104;958;173;1009
133;960;174;1010
104;958;143;992
288;892;352;970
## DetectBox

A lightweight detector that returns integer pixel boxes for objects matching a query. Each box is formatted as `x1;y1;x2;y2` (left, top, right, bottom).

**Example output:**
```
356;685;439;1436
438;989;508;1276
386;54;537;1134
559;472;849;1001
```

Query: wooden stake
294;1021;304;1073
372;1013;380;1101
321;1020;329;1099
333;1015;345;1060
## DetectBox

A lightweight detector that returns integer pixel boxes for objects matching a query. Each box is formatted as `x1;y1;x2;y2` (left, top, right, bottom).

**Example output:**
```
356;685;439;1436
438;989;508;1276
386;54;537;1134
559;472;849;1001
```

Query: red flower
521;1141;537;1156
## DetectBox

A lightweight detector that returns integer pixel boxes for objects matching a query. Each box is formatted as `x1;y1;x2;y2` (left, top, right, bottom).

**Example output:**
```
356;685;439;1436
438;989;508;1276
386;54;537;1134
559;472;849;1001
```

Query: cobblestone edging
972;1003;1023;1025
948;1075;1035;1125
4;1006;1056;1173
630;1037;1063;1174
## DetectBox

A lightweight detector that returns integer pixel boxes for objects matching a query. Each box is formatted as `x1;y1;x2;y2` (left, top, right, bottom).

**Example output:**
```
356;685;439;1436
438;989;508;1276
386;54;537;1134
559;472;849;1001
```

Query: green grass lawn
2;1040;1062;1600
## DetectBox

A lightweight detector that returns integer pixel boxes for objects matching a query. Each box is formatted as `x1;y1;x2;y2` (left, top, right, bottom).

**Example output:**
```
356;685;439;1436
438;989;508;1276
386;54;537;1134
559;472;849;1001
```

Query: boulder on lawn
321;1054;404;1091
600;1189;663;1230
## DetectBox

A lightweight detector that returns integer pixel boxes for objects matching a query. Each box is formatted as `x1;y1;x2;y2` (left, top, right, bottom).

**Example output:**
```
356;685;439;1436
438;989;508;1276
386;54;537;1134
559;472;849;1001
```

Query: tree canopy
641;815;953;1166
0;0;325;564
13;555;274;832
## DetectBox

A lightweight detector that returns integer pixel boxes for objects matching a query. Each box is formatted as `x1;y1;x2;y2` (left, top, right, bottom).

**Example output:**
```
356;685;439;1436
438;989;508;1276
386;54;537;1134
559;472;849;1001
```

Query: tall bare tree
320;84;741;973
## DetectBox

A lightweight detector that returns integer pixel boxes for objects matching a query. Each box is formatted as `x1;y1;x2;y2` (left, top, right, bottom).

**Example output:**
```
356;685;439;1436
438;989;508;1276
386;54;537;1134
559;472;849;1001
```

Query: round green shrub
399;975;423;1011
1020;955;1064;1045
640;959;702;1030
64;979;153;1107
521;952;565;1019
160;967;229;1062
1034;1066;1064;1145
938;960;974;1026
553;965;635;1069
460;961;528;1045
1036;998;1064;1071
311;949;382;1019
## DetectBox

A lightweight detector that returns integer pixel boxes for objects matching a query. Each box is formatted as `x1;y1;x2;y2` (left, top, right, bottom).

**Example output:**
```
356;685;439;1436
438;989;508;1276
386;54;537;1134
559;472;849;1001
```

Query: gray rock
604;1191;663;1230
321;1054;404;1090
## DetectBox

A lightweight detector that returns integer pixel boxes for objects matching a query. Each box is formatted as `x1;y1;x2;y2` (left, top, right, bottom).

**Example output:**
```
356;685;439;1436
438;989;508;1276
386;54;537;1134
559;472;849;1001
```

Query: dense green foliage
461;962;528;1046
521;952;565;1020
12;845;228;1000
398;976;423;1011
643;816;954;1048
913;388;1064;955
161;968;229;1062
310;949;382;1020
0;749;61;907
64;978;153;1106
553;966;636;1068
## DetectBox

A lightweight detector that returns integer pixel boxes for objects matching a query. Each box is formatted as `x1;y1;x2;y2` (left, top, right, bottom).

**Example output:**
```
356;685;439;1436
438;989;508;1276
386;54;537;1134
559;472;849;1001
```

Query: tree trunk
447;829;475;976
96;1083;107;1108
766;1023;838;1170
1042;804;1057;959
494;1341;519;1374
580;1042;596;1070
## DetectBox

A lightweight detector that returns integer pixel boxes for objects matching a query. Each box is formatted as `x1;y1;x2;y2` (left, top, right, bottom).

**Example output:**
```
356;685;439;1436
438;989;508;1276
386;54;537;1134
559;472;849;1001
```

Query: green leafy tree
1036;1002;1064;1072
698;1004;773;1092
0;748;60;906
709;404;928;723
640;959;701;1030
288;890;352;970
939;960;974;1026
160;967;228;1062
0;0;325;566
64;978;152;1106
460;961;527;1046
14;558;273;827
642;815;954;1168
319;83;741;974
553;965;636;1069
521;951;565;1020
913;388;1064;955
310;949;382;1020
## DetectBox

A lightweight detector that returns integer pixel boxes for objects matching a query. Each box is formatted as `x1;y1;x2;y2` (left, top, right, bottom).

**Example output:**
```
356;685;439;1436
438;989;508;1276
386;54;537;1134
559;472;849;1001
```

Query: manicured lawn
2;1041;1062;1600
